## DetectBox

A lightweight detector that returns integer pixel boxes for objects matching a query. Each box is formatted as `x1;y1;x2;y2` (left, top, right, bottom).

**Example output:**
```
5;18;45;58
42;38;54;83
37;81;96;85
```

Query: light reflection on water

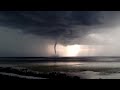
1;60;120;69
28;62;83;66
25;62;120;69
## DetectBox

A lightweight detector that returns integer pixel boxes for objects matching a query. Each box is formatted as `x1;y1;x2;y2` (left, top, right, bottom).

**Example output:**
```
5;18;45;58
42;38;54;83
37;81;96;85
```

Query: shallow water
1;57;120;79
18;62;120;79
21;61;120;69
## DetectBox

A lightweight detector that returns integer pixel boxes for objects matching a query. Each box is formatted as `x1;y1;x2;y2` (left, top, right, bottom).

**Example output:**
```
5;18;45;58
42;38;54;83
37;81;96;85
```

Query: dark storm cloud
0;11;102;43
0;11;120;45
0;11;120;56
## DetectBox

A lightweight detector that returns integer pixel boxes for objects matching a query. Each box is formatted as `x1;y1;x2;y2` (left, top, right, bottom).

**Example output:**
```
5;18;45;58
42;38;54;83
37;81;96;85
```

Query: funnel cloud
0;11;120;57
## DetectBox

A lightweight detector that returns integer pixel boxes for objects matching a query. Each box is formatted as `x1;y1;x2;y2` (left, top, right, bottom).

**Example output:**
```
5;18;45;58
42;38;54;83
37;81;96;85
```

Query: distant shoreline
0;56;120;58
0;57;119;63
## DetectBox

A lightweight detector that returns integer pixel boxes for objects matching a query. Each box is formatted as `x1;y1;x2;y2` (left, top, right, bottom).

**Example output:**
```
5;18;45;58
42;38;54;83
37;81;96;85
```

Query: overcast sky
0;11;120;57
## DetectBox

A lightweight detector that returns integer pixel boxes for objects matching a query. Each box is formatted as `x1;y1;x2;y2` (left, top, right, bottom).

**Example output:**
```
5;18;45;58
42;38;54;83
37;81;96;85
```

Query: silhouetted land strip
0;74;28;80
0;67;81;80
0;57;120;62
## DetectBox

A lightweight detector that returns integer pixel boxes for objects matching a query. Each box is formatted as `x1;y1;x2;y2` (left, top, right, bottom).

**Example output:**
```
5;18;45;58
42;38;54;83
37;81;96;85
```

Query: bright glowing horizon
65;45;82;57
48;44;97;57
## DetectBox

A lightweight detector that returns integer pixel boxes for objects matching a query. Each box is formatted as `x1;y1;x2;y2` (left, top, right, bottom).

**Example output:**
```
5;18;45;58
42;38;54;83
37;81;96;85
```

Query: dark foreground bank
0;67;81;80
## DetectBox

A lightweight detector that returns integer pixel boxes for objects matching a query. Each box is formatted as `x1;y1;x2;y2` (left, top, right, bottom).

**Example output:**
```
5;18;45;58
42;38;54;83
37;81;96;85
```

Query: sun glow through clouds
65;45;81;57
48;44;97;57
